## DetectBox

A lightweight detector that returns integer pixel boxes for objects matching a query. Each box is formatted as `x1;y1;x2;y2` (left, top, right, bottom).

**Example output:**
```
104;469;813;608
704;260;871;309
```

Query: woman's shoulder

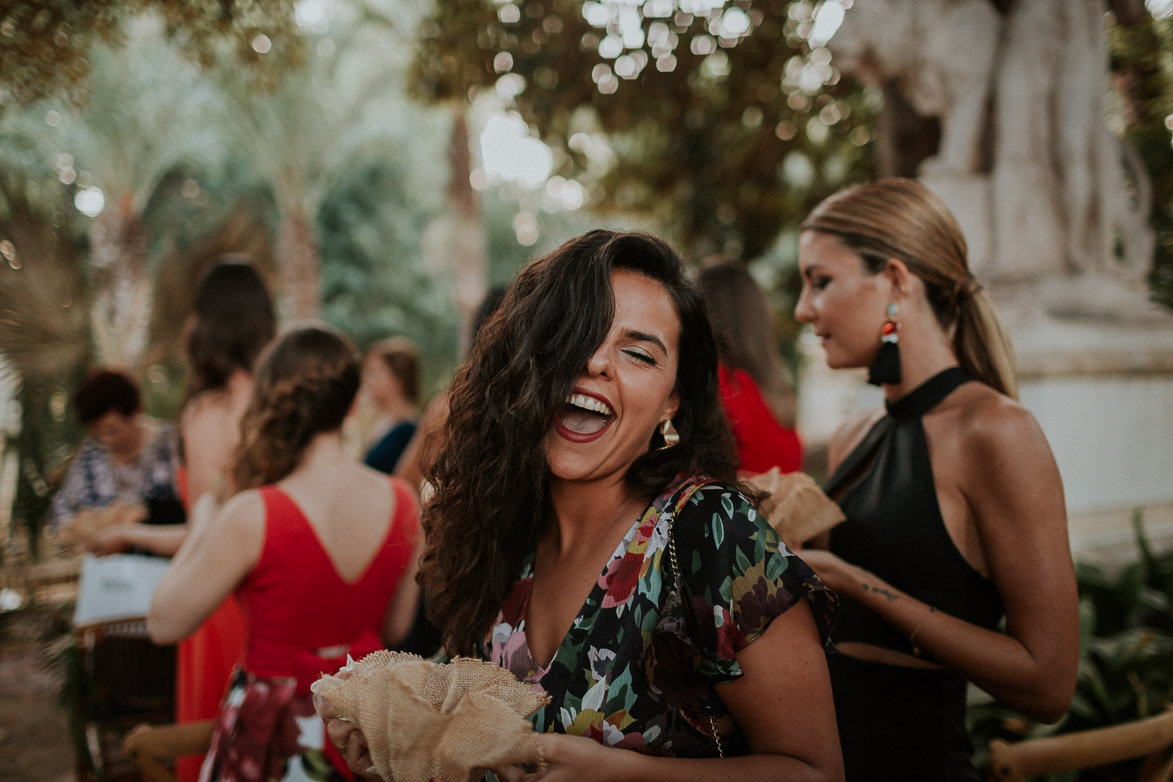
681;479;750;509
351;460;411;489
328;463;419;520
944;382;1047;454
213;488;267;540
663;479;836;641
181;390;237;428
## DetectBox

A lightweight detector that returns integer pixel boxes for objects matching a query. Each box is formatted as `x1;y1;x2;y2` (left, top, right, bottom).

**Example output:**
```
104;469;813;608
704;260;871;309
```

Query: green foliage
410;0;875;262
1108;14;1173;310
317;158;458;394
0;1;304;110
969;512;1173;781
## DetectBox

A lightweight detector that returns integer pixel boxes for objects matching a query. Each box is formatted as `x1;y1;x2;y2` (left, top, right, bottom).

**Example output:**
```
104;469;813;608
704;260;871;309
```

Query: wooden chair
988;705;1173;782
73;618;177;781
123;720;215;782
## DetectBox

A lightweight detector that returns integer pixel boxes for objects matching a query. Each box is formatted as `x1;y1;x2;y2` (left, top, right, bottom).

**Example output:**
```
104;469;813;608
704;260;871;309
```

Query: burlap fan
745;467;846;547
311;651;550;782
57;502;147;547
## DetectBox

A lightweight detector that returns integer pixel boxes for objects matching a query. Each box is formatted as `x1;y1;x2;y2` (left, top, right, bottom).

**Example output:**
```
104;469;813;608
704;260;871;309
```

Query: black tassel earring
867;301;901;386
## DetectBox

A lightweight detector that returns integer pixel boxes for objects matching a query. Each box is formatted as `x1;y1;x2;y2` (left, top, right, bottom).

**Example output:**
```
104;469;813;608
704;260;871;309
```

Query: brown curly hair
419;230;743;656
231;324;360;491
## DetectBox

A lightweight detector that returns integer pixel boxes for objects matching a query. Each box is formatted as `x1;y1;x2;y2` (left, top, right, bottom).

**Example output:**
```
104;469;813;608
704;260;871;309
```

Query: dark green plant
1107;13;1173;311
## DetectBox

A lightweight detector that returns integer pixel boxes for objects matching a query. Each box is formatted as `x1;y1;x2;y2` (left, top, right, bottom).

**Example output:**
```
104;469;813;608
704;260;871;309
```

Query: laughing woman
323;230;843;781
794;179;1078;781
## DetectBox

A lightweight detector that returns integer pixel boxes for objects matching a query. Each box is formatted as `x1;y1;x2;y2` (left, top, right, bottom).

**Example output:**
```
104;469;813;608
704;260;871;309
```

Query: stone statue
828;0;1000;178
827;0;1154;290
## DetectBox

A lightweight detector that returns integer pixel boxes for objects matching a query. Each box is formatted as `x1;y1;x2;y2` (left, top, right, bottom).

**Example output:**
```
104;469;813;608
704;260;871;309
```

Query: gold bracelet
909;608;935;657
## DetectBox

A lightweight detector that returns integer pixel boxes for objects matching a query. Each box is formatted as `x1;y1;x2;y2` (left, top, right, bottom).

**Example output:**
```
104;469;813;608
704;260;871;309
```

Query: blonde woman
794;178;1078;780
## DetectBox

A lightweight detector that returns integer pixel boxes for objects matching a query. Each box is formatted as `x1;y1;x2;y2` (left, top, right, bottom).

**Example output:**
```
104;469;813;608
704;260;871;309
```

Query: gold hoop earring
658;419;680;450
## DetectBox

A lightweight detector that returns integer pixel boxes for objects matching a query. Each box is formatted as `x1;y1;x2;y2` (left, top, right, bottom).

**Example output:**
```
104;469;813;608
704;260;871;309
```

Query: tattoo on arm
861;582;900;602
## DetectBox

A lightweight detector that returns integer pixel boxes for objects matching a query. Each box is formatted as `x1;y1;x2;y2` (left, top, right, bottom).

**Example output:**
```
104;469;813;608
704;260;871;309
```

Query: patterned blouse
483;474;836;758
49;418;180;529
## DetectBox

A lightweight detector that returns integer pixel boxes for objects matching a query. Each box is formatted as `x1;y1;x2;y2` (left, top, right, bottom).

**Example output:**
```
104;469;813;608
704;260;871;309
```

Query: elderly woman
323;230;843;781
50;368;181;538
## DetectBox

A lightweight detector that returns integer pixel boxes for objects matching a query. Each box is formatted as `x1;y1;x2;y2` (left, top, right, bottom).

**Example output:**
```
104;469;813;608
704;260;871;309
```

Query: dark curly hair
183;257;276;405
75;369;141;424
231;323;360;491
420;230;741;656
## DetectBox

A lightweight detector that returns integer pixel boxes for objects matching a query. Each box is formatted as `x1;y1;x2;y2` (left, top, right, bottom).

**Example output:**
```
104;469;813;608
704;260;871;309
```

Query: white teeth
567;393;613;417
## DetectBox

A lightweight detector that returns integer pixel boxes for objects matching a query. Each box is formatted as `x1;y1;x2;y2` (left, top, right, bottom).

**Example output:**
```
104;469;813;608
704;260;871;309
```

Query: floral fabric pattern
199;669;344;782
484;475;836;758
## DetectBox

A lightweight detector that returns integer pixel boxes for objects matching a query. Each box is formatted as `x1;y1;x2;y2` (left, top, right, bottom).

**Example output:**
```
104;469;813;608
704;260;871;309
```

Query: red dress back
239;478;418;691
718;364;803;474
195;475;419;781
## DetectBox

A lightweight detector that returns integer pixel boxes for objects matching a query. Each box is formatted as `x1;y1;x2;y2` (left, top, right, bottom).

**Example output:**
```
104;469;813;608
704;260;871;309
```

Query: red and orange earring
867;300;901;386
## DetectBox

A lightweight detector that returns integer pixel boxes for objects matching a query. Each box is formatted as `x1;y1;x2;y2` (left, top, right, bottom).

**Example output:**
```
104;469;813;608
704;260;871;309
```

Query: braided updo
231;323;360;490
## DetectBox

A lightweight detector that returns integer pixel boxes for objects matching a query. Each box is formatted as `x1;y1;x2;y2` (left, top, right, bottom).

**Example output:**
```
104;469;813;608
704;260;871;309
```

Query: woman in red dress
150;323;422;781
698;261;803;474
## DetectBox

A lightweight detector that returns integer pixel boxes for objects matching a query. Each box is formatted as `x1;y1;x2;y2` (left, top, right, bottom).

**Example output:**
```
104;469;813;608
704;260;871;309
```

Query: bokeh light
479;112;552;189
74;187;105;217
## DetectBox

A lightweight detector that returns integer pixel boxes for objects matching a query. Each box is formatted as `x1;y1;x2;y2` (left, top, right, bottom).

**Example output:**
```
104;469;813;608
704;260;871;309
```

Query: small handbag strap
661;477;726;758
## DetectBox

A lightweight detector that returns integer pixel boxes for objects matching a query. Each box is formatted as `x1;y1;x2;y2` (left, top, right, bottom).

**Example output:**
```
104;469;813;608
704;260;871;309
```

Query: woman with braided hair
149;323;423;782
794;178;1078;780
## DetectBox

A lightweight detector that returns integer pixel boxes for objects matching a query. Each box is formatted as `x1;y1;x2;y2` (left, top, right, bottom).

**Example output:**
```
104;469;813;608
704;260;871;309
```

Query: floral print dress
485;474;836;758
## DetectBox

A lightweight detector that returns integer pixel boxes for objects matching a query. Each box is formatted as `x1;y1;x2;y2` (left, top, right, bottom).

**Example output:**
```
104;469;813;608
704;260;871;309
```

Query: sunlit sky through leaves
476;0;851;242
1149;0;1173;19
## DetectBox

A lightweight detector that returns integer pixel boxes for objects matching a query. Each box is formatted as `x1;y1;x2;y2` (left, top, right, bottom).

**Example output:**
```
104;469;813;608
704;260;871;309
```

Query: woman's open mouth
554;391;614;443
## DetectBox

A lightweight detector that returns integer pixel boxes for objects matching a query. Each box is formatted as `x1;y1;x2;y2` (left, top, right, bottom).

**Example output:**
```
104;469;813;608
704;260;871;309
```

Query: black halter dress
823;367;1003;782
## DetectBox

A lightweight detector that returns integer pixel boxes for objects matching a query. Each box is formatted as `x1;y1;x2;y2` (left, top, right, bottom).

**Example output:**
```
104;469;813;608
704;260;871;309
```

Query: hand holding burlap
59;503;148;547
744;467;845;547
311;651;550;782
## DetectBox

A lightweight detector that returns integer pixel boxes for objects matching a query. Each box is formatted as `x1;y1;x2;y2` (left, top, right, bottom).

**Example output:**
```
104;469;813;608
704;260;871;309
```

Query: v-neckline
271;483;396;588
518;506;651;674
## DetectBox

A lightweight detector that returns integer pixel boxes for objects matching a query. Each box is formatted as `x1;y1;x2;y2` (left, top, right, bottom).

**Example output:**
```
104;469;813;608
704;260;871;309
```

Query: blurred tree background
1;0;1171;559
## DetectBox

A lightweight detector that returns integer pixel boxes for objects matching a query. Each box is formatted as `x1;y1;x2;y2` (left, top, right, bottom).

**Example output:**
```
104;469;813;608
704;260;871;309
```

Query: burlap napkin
58;503;147;547
311;651;550;782
744;467;846;547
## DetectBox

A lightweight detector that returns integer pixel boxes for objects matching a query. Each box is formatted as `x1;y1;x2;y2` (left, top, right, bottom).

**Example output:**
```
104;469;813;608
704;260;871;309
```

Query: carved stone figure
829;0;1000;178
827;0;1154;288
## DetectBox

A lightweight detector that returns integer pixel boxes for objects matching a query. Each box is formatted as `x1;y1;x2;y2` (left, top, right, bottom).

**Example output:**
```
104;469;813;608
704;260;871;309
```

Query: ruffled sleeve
644;482;836;714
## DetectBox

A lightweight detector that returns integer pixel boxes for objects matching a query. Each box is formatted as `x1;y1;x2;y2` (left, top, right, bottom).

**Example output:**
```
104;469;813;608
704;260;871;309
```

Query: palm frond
145;204;277;368
0;197;88;380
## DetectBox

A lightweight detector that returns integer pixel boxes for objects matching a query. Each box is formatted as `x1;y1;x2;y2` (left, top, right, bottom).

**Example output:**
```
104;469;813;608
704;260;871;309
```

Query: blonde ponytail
953;288;1017;400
